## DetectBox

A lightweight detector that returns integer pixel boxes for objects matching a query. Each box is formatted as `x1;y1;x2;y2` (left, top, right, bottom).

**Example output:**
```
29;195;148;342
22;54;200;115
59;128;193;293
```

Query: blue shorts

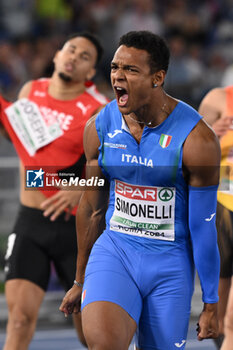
81;230;195;349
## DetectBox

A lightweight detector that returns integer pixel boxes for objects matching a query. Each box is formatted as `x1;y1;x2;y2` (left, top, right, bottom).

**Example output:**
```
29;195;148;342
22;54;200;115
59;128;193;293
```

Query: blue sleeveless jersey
96;99;201;251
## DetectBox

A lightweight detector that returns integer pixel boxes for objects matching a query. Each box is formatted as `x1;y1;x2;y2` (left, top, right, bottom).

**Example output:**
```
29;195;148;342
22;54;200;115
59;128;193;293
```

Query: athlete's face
53;37;97;83
111;45;156;114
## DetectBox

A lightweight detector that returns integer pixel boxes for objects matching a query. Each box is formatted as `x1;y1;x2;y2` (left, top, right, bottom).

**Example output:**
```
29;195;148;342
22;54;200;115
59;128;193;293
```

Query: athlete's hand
40;189;83;221
59;285;82;317
212;116;233;138
197;303;219;341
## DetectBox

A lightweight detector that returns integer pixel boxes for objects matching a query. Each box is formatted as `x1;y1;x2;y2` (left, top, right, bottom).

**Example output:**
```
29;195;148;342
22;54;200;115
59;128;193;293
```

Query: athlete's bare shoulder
184;119;220;166
18;81;33;99
199;87;226;110
183;119;220;186
199;87;226;124
84;114;100;161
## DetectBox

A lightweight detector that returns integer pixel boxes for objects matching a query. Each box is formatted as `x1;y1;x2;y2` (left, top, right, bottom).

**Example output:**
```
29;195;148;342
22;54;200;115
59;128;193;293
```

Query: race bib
218;147;233;195
110;180;176;241
5;98;63;156
219;168;233;195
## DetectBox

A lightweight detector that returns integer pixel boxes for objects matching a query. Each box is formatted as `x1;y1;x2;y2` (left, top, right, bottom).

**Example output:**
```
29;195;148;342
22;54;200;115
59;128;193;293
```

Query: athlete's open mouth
64;61;74;72
114;86;129;107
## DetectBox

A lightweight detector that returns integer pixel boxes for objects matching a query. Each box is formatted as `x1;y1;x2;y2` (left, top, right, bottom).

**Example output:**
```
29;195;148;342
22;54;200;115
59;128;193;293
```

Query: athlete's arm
199;88;233;137
18;81;32;99
0;120;9;139
0;95;12;139
59;115;109;316
76;118;109;283
183;119;220;341
0;82;32;140
0;81;32;139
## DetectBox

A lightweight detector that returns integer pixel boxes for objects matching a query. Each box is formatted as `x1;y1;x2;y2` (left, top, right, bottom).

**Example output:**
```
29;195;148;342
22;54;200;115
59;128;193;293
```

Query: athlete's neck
131;94;178;128
48;74;86;100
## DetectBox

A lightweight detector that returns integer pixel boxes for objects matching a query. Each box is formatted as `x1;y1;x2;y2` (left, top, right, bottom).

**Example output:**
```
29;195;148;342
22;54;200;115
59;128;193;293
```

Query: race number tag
110;180;176;241
218;147;233;195
5;98;63;156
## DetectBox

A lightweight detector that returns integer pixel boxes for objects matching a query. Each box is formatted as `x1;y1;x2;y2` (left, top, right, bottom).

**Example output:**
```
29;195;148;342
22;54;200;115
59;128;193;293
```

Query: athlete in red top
1;32;108;350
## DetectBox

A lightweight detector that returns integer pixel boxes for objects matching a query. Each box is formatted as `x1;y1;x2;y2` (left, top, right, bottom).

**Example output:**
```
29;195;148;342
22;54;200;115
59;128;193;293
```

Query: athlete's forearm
189;185;220;303
203;302;218;312
75;192;106;283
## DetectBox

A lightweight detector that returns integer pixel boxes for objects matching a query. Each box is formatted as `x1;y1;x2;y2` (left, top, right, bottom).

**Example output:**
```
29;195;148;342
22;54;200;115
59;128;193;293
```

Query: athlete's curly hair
118;31;170;74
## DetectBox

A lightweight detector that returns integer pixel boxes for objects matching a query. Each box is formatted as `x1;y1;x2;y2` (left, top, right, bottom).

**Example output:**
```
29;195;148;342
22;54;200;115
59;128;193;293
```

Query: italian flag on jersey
159;134;172;148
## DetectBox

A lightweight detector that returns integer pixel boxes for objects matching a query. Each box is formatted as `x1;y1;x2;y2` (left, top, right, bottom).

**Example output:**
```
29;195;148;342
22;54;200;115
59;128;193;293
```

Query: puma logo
76;102;91;115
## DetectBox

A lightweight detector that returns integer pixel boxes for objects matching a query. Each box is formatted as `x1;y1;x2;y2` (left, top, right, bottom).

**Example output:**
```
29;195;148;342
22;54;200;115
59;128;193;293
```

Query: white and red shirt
0;78;109;206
